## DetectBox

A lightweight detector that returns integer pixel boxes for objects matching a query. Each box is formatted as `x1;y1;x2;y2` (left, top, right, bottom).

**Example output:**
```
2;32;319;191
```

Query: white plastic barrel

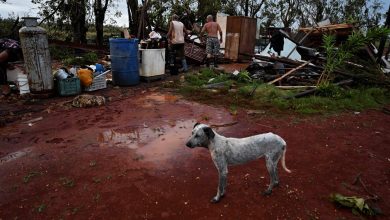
139;48;166;77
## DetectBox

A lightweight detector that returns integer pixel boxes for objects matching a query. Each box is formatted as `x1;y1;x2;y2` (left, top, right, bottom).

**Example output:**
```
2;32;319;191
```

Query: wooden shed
223;16;257;61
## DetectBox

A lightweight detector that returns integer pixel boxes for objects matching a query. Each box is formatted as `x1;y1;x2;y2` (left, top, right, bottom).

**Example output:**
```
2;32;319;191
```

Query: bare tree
94;0;110;46
278;0;300;28
126;0;139;35
32;0;87;44
297;0;326;27
221;0;265;18
69;0;88;43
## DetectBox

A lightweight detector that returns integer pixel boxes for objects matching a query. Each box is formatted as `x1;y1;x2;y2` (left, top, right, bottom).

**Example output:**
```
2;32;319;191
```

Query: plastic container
54;68;69;80
57;78;81;96
17;75;30;95
109;38;140;86
84;72;107;92
84;75;106;91
139;48;166;77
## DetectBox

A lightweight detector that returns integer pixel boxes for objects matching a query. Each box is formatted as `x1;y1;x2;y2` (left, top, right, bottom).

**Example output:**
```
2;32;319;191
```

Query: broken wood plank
23;116;43;124
276;85;317;89
284;79;353;99
267;60;311;85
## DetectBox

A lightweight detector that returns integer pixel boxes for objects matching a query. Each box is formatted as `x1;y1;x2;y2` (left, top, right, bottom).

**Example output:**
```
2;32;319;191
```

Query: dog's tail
281;145;291;173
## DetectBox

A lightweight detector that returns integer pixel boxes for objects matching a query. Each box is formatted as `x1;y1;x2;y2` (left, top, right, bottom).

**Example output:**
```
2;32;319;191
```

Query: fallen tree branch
352;173;380;201
39;0;65;26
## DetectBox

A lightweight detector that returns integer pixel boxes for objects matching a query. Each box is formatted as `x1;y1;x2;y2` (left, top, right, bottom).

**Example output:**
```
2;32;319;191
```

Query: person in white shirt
167;14;189;73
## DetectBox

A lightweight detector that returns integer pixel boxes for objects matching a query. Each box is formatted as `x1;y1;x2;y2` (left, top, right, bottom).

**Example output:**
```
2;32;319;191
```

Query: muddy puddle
140;93;179;108
98;119;197;163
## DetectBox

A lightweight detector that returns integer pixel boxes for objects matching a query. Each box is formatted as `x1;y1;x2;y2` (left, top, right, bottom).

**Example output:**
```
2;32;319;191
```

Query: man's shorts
206;37;220;56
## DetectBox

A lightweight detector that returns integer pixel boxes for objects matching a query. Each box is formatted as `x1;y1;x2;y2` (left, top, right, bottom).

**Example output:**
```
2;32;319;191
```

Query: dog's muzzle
186;141;194;148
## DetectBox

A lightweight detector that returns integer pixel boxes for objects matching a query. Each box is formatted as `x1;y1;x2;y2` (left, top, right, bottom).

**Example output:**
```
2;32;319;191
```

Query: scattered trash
77;67;94;87
54;67;72;80
72;95;106;108
330;193;381;216
23;116;43;124
247;110;266;115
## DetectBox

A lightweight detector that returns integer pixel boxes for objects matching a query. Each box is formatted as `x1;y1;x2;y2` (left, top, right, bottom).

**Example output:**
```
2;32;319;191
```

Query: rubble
243;22;390;91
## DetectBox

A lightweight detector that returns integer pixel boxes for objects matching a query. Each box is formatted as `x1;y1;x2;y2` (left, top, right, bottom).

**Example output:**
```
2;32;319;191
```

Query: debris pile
72;94;106;108
245;22;390;92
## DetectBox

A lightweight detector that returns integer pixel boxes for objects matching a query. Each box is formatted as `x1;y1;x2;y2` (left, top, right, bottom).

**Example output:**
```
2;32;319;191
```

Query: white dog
186;123;291;203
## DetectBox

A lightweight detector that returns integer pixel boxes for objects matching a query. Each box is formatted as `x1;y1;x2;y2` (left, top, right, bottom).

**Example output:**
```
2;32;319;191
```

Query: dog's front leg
211;157;228;203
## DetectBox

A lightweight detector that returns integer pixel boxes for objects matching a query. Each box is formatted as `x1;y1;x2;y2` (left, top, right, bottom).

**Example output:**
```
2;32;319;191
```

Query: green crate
57;78;81;96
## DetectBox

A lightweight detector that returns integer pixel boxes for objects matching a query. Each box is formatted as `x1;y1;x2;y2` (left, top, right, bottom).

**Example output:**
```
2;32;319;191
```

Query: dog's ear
202;127;215;139
193;122;200;129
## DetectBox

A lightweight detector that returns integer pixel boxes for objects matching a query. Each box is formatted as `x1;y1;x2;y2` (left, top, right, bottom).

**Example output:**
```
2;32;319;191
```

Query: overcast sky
1;0;389;27
0;0;130;26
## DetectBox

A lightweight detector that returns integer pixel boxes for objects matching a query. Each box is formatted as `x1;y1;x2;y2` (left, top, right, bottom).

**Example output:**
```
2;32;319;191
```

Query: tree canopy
27;0;388;43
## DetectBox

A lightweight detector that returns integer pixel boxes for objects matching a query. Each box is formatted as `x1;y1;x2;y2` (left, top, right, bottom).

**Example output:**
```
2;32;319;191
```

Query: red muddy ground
0;82;390;219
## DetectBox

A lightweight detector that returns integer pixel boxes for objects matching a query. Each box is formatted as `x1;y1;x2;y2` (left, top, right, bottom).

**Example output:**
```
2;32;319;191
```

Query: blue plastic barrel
109;38;140;86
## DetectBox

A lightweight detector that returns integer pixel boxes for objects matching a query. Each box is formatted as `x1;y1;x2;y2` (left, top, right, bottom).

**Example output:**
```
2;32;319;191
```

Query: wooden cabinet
224;16;257;61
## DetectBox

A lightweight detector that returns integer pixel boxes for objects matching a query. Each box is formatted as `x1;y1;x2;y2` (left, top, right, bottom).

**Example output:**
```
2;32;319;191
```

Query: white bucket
139;48;166;77
17;75;30;94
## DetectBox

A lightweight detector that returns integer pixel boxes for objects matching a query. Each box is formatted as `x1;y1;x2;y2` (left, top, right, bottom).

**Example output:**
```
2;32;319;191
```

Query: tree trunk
95;16;105;46
244;0;249;16
70;0;87;44
127;0;139;35
94;0;109;47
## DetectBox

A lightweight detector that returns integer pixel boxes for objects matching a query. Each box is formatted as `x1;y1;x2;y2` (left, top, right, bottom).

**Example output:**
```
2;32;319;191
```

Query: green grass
49;45;74;60
184;68;231;86
62;52;99;66
178;69;390;115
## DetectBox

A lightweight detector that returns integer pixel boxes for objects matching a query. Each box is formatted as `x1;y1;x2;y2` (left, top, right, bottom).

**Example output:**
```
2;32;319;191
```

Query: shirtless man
200;15;223;67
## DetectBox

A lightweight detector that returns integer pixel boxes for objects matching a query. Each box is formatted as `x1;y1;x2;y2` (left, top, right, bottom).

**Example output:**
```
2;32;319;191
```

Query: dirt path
0;87;389;219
